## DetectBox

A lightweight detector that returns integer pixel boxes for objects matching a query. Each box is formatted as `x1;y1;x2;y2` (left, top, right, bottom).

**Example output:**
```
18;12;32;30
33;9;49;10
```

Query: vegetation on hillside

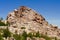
13;31;59;40
0;27;59;40
3;27;11;38
0;17;10;26
0;21;6;26
0;17;59;40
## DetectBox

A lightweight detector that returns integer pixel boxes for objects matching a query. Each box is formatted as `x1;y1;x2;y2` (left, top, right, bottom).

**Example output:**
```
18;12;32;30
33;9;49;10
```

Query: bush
0;34;4;40
0;20;10;26
13;34;21;40
13;31;27;40
0;21;6;26
40;34;52;40
27;33;33;38
35;31;41;37
13;31;52;40
0;17;3;21
3;27;11;38
22;31;27;40
55;37;57;40
20;36;26;40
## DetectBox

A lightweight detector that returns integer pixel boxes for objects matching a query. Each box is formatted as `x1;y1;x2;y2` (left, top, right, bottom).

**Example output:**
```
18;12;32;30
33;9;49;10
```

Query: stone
5;6;60;40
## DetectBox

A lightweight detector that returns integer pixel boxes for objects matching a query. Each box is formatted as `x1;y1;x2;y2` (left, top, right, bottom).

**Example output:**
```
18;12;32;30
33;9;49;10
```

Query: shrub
0;34;4;40
55;37;57;40
27;33;33;38
35;31;41;37
0;17;3;21
13;31;27;40
22;31;27;40
13;31;52;40
40;34;52;40
3;27;11;38
13;34;21;40
0;21;6;26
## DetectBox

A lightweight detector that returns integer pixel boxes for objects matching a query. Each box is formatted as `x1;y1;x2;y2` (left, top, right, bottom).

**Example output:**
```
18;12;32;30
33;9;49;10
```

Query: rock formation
0;6;60;40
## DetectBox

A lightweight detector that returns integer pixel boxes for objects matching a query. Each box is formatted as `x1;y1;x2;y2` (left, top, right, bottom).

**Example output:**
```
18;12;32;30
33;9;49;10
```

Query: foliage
0;17;10;26
40;34;52;40
3;27;11;38
35;31;41;37
27;32;52;40
13;31;27;40
55;37;57;40
27;33;33;38
0;21;10;26
22;31;27;40
0;33;4;40
0;21;6;26
0;27;58;40
13;34;21;40
22;31;27;37
0;17;3;21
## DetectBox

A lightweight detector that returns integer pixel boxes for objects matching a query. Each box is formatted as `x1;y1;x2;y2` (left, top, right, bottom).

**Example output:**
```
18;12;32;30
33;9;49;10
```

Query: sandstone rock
27;37;32;40
39;38;45;40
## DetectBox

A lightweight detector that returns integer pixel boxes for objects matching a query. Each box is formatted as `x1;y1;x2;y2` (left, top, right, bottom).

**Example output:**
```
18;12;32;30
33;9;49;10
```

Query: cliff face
6;6;60;39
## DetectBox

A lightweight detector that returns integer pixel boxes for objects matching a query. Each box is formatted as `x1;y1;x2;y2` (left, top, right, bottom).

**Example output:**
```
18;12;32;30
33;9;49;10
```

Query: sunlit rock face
7;6;60;39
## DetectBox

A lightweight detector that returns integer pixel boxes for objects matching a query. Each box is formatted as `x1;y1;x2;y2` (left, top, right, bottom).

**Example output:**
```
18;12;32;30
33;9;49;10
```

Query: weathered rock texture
6;6;60;39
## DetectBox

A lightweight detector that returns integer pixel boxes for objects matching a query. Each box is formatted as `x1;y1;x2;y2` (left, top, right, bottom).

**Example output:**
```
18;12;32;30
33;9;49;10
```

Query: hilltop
0;6;60;40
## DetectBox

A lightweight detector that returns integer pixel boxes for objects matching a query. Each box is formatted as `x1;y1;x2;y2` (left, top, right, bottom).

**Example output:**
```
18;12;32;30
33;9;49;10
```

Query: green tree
41;34;51;40
13;31;27;40
3;27;11;38
55;37;57;40
27;33;33;38
20;36;25;40
0;33;4;40
13;34;21;40
0;21;6;26
0;17;3;21
21;31;27;40
35;31;41;37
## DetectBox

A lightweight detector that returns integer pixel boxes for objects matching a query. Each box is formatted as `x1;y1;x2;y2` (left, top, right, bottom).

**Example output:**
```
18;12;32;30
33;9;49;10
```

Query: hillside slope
0;6;60;40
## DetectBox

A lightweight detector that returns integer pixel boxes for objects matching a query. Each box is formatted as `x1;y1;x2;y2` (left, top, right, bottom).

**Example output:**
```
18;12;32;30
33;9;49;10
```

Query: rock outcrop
6;6;60;40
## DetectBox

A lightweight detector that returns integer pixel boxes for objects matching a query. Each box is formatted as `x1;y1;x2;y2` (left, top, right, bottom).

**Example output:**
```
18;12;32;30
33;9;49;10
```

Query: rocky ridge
0;6;60;40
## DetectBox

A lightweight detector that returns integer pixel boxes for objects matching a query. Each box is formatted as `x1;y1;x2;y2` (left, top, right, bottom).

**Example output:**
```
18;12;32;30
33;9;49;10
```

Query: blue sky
0;0;60;27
